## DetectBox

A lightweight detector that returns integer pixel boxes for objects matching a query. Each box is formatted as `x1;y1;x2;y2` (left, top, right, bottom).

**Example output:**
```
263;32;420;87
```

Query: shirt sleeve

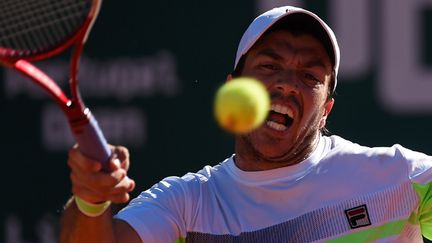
412;182;432;240
397;144;432;184
397;144;432;239
114;176;195;243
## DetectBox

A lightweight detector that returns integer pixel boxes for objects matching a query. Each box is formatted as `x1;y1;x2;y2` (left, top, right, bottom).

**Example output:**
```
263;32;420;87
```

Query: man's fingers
68;144;134;205
71;183;104;203
108;157;121;172
109;178;135;203
70;164;130;188
110;145;130;171
68;146;102;172
110;192;131;204
98;169;126;188
71;174;135;203
111;176;135;193
72;168;127;189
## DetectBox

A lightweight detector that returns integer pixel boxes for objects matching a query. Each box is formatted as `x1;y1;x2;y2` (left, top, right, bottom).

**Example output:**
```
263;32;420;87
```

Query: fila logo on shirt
345;204;371;229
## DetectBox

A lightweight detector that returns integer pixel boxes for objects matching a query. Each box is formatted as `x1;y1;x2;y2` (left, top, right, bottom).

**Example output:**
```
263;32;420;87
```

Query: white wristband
74;196;111;217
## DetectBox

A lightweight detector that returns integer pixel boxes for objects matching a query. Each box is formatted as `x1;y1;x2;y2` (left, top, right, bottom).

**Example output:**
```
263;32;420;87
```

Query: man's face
236;30;334;165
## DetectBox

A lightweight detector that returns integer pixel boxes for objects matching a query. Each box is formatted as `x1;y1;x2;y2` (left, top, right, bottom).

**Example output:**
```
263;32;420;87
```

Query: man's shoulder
162;157;232;187
326;134;416;158
324;135;432;182
326;135;430;157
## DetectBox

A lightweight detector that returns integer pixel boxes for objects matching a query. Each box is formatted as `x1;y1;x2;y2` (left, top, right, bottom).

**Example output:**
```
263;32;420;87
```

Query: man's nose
273;69;299;95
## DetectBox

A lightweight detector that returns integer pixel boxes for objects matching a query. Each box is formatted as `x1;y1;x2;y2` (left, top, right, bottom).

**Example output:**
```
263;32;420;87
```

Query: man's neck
233;134;321;172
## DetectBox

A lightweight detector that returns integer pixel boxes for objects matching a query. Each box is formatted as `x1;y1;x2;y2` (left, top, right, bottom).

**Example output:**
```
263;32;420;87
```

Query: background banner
1;0;431;242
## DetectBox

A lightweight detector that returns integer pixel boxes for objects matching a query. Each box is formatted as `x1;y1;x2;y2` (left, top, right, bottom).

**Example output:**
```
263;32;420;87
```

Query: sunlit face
235;30;334;166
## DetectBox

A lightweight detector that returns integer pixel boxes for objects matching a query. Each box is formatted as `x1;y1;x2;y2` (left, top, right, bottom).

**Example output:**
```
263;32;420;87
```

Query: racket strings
0;0;92;54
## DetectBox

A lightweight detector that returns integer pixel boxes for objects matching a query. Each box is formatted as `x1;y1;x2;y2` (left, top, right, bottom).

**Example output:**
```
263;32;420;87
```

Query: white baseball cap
234;6;340;92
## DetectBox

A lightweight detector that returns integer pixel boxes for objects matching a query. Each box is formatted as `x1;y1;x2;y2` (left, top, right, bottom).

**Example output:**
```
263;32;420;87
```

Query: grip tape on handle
71;111;111;169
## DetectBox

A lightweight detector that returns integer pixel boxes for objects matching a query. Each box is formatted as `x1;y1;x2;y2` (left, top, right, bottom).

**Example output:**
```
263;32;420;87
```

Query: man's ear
325;98;335;116
320;98;335;128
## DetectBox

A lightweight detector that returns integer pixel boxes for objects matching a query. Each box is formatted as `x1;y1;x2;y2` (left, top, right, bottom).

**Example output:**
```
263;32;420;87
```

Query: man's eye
260;64;278;70
304;73;320;82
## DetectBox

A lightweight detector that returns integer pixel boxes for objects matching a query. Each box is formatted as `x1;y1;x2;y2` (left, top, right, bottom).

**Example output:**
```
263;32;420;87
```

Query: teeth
266;121;287;131
270;104;294;118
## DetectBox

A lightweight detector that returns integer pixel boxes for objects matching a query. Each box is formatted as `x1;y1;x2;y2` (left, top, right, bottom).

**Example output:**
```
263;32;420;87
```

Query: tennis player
60;6;432;243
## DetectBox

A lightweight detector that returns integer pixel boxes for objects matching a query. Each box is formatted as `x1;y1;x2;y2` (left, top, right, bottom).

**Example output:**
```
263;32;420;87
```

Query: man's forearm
60;197;117;243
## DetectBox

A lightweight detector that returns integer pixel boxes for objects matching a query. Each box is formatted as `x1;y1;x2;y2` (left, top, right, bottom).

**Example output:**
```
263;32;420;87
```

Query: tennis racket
0;0;111;169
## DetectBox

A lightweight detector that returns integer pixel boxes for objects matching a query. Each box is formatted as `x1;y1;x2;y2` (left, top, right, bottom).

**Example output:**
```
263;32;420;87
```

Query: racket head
0;0;101;62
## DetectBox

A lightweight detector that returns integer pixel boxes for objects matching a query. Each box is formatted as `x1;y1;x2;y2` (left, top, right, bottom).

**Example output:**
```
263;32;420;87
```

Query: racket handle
71;110;111;170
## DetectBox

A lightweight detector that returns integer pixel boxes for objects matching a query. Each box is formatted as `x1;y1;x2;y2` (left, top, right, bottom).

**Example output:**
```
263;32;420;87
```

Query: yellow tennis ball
214;77;270;134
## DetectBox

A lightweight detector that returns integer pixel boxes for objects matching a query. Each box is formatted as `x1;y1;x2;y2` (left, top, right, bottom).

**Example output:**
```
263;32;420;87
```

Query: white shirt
115;135;432;242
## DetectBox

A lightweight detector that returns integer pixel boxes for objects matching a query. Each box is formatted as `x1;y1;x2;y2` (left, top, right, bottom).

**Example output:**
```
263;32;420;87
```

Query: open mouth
266;104;294;131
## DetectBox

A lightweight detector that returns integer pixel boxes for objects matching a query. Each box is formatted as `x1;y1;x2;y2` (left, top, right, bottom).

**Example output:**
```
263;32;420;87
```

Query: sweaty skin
232;30;334;171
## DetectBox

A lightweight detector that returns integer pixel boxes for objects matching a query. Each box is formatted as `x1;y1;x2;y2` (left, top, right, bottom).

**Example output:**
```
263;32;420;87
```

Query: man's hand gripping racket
0;0;135;214
0;0;111;167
